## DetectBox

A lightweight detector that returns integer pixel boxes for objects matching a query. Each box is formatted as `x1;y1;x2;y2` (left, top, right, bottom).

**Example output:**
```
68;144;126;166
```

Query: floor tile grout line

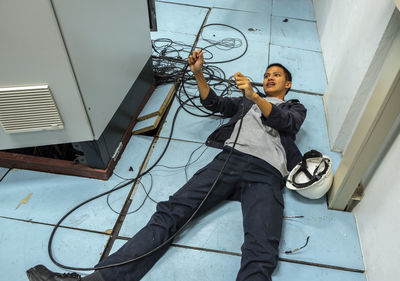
0;215;111;236
277;257;365;274
270;43;323;55
156;0;271;14
273;15;316;23
156;0;211;10
211;6;267;14
154;29;203;38
157;136;205;144
270;40;322;53
115;234;364;274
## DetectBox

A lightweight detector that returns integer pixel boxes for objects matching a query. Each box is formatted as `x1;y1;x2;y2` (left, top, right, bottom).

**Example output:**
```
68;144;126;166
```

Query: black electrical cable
108;142;209;215
111;172;131;181
48;23;249;271
154;143;206;170
107;172;156;215
284;236;310;254
108;120;220;215
184;144;208;181
140;174;159;205
48;94;189;269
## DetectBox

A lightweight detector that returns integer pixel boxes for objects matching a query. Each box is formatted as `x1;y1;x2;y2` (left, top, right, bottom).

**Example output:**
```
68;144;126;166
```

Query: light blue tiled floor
159;95;224;142
0;136;152;232
272;0;315;21
271;16;321;52
155;1;209;35
213;0;272;13
269;45;327;94
0;1;365;281
200;6;271;82
206;6;272;38
0;217;107;280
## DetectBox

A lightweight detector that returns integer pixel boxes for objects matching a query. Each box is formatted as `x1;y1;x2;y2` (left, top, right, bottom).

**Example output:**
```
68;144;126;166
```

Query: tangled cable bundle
152;34;243;86
151;23;252;118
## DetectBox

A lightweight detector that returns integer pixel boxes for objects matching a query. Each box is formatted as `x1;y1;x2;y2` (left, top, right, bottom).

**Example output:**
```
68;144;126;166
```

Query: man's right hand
188;49;204;75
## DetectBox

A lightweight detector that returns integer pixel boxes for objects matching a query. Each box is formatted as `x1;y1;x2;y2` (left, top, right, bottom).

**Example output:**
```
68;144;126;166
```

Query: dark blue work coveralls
96;89;307;281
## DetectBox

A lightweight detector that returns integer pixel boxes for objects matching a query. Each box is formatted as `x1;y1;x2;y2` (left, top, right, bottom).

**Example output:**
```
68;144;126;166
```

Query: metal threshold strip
117;236;365;274
170;243;365;274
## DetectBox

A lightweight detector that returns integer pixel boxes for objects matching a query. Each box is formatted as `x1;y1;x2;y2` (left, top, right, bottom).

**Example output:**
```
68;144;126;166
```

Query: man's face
263;66;292;97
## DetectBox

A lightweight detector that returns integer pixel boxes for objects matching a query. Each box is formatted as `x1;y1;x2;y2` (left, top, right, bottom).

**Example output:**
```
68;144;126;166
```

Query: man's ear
285;81;292;89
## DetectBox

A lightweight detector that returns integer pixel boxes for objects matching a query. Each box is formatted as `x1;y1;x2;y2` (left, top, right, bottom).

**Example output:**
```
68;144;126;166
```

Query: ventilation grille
0;85;64;134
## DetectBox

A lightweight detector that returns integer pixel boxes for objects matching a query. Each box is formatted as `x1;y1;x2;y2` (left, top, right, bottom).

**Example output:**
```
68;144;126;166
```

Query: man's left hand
234;72;259;102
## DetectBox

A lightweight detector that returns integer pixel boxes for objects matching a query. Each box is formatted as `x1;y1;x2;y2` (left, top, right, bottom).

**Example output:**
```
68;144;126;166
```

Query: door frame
328;25;400;210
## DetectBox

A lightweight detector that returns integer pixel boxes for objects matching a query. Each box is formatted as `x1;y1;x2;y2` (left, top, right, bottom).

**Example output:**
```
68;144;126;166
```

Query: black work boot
26;265;81;281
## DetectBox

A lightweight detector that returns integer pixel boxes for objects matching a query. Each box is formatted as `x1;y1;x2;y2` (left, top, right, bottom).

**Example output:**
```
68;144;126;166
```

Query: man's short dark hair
266;63;292;82
266;63;292;94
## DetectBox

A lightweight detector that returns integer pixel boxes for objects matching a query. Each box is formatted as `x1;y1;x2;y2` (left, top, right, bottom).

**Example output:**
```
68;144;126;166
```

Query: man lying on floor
26;49;306;281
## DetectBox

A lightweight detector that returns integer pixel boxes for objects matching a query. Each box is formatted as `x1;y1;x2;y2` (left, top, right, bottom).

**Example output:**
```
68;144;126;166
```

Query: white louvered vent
0;85;64;134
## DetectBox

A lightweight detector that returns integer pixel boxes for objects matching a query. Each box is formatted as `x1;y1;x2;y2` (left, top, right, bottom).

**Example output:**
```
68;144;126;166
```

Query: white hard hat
286;150;333;199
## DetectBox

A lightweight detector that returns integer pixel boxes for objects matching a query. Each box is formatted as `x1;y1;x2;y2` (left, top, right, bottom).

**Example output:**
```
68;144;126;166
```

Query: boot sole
26;267;44;281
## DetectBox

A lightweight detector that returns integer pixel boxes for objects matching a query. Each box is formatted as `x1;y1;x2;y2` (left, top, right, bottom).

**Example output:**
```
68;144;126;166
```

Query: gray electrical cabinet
0;0;153;169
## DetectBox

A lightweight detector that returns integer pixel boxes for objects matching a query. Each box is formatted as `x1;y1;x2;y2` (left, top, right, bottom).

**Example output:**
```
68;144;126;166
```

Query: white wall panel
353;131;400;281
52;0;152;138
0;0;93;149
313;0;396;151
